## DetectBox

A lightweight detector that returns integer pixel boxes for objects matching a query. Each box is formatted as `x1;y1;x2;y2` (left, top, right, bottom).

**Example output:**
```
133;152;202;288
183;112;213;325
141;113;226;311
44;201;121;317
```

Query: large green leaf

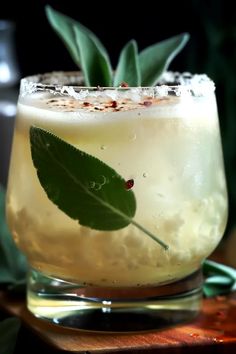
114;40;141;86
139;33;190;86
73;26;112;86
30;126;136;230
30;127;168;249
0;185;27;290
0;318;21;354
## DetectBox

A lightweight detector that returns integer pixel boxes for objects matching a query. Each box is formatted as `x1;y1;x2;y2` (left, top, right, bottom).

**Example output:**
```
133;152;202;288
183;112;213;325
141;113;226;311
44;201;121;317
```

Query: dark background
1;0;236;234
1;0;235;77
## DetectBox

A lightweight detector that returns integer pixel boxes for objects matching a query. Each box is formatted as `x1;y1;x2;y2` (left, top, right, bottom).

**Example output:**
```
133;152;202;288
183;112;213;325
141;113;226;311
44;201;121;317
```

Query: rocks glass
6;72;228;331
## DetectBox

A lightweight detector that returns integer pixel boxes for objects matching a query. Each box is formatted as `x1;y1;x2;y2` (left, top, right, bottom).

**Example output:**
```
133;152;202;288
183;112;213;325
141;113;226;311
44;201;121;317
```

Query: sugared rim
20;71;215;99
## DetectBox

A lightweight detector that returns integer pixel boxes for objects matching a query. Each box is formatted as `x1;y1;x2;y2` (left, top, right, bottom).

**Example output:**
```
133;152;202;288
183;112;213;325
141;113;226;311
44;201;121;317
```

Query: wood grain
0;291;236;353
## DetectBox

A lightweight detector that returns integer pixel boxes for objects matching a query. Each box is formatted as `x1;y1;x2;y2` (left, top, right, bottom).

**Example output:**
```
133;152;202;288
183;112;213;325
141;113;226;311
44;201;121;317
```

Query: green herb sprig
46;5;189;87
30;127;168;250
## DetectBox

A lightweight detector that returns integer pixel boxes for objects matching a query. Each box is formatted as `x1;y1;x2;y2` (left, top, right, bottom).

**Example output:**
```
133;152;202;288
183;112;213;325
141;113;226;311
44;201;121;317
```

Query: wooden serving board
1;290;236;353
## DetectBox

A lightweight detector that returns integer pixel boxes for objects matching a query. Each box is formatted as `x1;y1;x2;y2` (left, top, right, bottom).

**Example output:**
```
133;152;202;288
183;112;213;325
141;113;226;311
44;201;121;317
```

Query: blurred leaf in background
185;0;236;233
0;185;27;291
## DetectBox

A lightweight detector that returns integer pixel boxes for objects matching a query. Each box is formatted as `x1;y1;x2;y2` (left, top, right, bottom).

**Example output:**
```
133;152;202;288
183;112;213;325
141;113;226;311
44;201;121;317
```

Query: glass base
27;268;202;332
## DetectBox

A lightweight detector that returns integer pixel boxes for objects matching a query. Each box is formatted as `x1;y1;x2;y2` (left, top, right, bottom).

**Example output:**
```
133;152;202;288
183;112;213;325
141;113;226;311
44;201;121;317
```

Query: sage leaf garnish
139;33;190;86
203;259;236;297
45;5;81;66
30;126;168;249
0;185;27;291
46;5;112;86
73;26;112;87
0;318;21;354
114;40;141;87
46;6;189;86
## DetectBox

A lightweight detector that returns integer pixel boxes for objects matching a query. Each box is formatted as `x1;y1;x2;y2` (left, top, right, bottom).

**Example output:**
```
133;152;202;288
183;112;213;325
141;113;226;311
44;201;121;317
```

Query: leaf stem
130;219;169;250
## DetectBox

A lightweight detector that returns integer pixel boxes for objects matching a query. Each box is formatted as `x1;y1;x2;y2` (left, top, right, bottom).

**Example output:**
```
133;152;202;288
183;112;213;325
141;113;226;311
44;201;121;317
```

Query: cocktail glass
6;72;228;332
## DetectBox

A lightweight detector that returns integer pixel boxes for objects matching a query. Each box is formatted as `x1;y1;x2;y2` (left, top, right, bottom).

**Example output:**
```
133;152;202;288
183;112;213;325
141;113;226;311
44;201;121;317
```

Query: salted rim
20;71;215;100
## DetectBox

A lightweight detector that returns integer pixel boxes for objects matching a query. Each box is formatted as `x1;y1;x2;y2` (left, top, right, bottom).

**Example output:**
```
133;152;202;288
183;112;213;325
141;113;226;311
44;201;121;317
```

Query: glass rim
20;71;216;99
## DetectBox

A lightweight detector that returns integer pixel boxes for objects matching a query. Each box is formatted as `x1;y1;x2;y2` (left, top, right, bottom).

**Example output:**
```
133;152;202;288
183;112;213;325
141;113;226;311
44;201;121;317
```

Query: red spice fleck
216;310;227;319
213;337;224;343
110;100;118;108
120;81;129;87
83;102;90;106
216;296;226;302
213;321;222;327
143;100;152;106
125;179;134;190
190;333;200;338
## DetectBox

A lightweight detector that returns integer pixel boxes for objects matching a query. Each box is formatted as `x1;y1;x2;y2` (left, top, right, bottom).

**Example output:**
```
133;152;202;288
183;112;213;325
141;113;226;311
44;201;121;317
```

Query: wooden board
1;291;236;353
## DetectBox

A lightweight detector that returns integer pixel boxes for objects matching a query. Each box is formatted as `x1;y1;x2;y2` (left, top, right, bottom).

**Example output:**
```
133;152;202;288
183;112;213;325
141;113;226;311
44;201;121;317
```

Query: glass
6;72;228;332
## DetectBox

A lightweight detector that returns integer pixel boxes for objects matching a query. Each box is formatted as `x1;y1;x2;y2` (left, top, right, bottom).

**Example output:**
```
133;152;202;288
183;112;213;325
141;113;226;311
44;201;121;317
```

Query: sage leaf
46;5;113;86
46;6;189;87
30;126;136;230
46;5;80;66
73;26;112;86
139;33;190;86
203;259;236;297
0;318;21;354
114;40;141;86
30;127;168;249
0;185;27;290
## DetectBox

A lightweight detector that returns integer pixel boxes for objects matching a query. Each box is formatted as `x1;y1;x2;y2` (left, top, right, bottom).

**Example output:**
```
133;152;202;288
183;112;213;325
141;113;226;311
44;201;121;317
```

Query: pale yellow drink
6;75;228;288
